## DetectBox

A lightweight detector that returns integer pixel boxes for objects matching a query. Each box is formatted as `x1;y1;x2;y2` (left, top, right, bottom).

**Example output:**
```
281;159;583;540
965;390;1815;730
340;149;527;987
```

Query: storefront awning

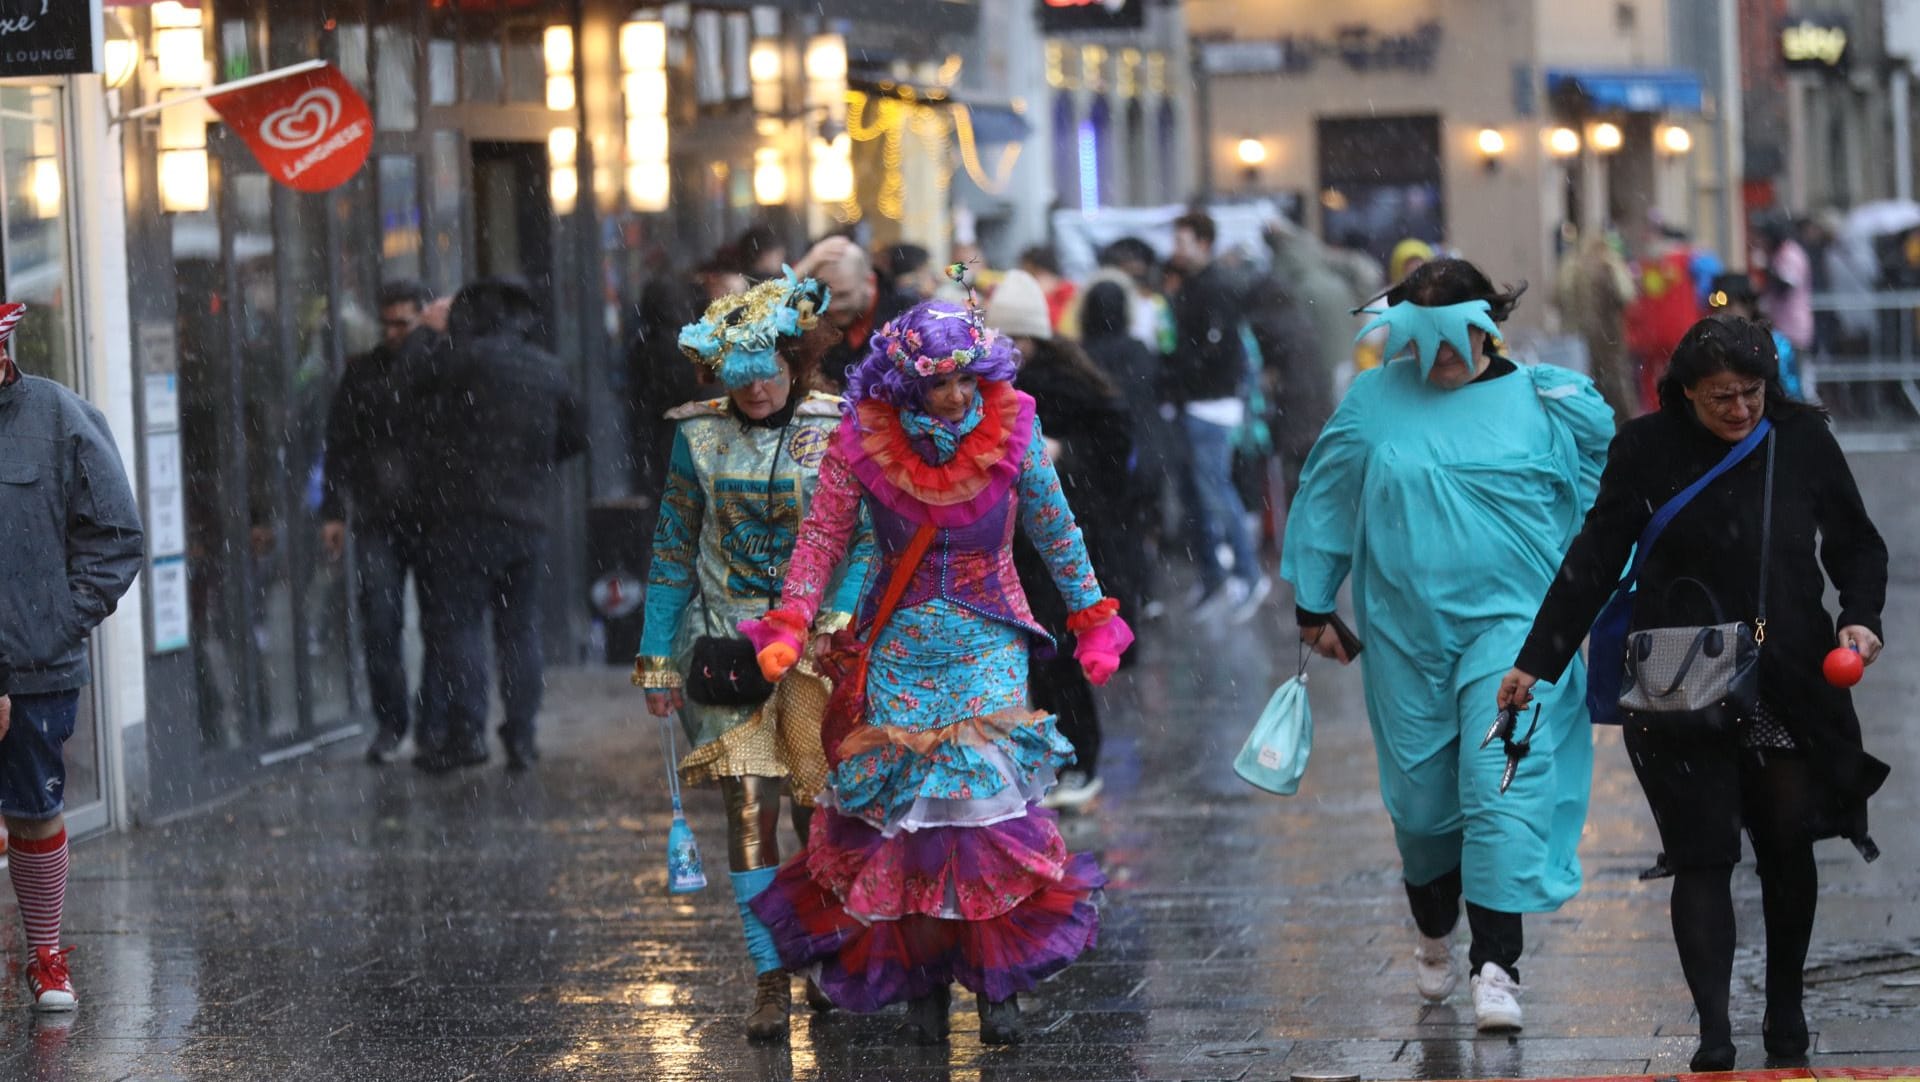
1546;69;1704;114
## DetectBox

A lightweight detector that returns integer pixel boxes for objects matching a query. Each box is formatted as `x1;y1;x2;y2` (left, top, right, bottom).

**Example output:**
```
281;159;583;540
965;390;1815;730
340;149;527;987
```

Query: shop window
693;11;725;106
1317;115;1444;264
428;132;468;296
0;87;77;389
429;3;458;106
373;17;419;131
328;0;372;97
1086;97;1112;210
463;25;506;104
504;21;546;106
378;155;424;286
1125;99;1148;206
724;13;751;103
1157;99;1177;205
1051;92;1078;211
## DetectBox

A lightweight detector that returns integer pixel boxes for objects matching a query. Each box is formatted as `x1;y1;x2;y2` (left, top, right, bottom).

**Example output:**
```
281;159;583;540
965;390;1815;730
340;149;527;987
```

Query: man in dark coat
411;279;588;772
320;280;440;764
0;302;143;1010
1167;211;1269;623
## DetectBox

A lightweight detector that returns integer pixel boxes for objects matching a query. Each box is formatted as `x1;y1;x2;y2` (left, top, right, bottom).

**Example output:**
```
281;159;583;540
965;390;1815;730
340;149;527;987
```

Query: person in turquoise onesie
634;268;874;1041
1280;259;1614;1032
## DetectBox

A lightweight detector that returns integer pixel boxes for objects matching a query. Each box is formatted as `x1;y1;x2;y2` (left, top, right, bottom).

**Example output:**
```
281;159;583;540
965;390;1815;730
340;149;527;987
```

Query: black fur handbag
685;636;777;706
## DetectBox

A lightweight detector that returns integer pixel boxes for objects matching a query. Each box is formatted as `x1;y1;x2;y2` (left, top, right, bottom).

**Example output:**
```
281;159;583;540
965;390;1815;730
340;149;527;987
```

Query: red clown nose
1822;647;1864;688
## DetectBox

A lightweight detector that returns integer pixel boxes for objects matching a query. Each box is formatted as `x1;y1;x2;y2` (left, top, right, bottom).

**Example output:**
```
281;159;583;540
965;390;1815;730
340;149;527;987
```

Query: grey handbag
1618;431;1774;731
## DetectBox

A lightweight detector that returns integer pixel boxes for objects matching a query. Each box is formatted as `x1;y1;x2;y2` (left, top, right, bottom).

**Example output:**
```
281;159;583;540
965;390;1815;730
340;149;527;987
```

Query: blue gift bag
1234;660;1314;795
659;715;708;895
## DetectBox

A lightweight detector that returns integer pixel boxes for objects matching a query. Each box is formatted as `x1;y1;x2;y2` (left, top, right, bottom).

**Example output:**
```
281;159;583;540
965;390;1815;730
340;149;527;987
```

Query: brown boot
745;970;791;1042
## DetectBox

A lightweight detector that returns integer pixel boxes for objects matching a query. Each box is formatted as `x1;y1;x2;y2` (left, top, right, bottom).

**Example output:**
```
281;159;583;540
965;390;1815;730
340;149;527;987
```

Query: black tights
1669;750;1820;1050
1404;867;1525;979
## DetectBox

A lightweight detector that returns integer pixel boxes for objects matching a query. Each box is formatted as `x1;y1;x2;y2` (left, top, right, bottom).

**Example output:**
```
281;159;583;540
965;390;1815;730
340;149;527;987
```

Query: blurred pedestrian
990;271;1134;808
876;243;937;325
1283;260;1614;1033
1169;211;1270;623
1266;223;1367;401
629;274;709;503
0;302;144;1011
697;248;750;302
411;279;586;773
792;235;879;392
1388;238;1434;285
1018;246;1078;334
1705;273;1804;399
735;223;787;282
320;280;441;764
1626;227;1705;412
1081;280;1173;617
635;269;873;1041
1243;267;1328;507
1756;213;1815;392
1554;233;1638;423
1501;317;1888;1071
741;297;1131;1046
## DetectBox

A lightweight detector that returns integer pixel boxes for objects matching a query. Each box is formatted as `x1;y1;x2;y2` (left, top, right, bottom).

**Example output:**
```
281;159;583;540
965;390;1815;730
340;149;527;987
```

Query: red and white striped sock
7;830;69;950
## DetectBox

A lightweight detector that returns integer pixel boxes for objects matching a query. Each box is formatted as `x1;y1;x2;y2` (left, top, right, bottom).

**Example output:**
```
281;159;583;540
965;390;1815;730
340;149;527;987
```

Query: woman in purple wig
738;293;1134;1044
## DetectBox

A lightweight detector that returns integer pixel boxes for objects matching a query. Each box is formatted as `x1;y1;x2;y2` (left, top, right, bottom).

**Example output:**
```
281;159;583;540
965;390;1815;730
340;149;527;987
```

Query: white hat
985;269;1053;341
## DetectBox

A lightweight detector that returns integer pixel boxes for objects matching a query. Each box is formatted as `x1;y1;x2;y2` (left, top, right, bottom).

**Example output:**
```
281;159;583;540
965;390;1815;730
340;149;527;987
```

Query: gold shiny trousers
719;775;812;872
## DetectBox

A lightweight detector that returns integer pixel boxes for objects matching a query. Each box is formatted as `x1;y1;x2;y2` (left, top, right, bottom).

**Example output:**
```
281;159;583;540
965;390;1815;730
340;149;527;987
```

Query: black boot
413;736;488;774
903;984;950;1045
1762;1007;1810;1068
978;992;1022;1046
1690;1041;1737;1072
804;978;834;1013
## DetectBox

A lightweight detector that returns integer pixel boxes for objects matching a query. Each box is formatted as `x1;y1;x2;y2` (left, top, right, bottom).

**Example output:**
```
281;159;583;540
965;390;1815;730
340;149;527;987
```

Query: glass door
0;83;110;834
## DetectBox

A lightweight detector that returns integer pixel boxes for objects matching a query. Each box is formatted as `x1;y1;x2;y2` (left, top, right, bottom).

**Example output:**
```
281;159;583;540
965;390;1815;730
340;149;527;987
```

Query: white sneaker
1229;575;1273;625
1413;933;1457;1002
1469;961;1523;1031
1042;771;1105;810
1193;578;1249;624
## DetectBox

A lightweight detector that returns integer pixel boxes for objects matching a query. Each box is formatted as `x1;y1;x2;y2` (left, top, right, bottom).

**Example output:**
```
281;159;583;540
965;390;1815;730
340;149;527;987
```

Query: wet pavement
3;455;1918;1081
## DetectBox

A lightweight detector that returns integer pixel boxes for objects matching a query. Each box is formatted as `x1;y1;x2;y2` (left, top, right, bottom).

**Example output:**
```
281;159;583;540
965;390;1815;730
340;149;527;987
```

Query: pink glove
738;610;808;682
1073;615;1134;687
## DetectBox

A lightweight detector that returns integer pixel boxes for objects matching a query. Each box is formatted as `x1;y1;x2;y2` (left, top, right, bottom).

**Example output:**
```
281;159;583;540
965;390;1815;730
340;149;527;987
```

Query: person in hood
1282;260;1614;1034
320;279;442;764
410;279;586;773
0;302;144;1011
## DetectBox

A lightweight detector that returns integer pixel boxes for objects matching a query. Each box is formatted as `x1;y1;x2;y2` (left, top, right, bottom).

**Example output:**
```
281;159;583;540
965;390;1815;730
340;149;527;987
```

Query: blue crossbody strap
1616;417;1773;593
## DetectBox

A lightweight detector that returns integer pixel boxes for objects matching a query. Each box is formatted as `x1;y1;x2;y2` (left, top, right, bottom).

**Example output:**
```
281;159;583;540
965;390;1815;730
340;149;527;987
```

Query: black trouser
1625;725;1821;1050
353;522;414;741
1030;646;1101;780
418;523;548;754
1404;867;1525;979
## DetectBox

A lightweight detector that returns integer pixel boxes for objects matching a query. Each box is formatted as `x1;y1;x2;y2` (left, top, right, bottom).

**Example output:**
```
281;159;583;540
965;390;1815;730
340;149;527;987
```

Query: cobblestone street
0;458;1915;1082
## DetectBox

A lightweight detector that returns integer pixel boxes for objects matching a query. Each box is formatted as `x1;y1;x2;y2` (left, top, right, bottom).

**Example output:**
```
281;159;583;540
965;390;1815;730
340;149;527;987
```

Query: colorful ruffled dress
749;379;1112;1010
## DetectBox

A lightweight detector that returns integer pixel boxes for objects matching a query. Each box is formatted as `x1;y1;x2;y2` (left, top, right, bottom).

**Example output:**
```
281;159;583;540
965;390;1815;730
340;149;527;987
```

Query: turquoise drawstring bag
659;714;708;895
1234;646;1314;795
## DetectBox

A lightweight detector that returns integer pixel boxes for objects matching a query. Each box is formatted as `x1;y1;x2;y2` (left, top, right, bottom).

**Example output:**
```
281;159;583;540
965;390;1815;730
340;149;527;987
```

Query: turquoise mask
1354;299;1501;380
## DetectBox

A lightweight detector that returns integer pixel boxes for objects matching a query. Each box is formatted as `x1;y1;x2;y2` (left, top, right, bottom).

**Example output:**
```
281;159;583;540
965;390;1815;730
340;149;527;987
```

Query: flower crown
884;262;995;378
677;266;830;389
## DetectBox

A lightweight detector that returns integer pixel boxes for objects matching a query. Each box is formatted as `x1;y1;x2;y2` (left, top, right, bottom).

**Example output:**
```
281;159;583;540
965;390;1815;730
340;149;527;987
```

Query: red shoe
26;947;76;1012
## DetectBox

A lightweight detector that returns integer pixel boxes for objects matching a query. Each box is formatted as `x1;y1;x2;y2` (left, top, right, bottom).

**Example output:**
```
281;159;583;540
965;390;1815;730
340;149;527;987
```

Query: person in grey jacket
0;302;144;1011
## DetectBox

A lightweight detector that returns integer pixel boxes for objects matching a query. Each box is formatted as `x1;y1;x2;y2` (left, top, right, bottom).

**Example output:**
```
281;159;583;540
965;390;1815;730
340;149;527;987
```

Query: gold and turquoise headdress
678;266;830;388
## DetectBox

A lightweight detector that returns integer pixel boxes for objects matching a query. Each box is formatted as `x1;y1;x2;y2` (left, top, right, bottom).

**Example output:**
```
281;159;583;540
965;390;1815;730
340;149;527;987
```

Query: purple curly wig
842;299;1021;418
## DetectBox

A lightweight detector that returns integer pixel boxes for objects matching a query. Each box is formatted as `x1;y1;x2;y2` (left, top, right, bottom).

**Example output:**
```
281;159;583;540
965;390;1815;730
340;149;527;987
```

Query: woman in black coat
1080;281;1168;616
1498;317;1889;1072
1013;332;1134;806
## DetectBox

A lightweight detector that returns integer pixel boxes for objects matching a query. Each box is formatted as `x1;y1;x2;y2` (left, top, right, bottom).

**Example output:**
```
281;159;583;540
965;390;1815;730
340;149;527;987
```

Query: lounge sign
0;0;103;77
1781;16;1850;72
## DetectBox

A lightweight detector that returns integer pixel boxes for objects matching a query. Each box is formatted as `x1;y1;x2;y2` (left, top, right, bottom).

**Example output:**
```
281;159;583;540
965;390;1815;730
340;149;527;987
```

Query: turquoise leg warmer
731;868;782;975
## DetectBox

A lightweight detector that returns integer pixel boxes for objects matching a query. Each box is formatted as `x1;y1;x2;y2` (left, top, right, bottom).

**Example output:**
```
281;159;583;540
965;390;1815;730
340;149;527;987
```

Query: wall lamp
1474;127;1507;172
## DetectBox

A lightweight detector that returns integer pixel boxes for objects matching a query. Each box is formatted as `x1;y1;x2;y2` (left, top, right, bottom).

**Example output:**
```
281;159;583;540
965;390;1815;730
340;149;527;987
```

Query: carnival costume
739;290;1132;1044
635;268;874;1038
1281;292;1614;1001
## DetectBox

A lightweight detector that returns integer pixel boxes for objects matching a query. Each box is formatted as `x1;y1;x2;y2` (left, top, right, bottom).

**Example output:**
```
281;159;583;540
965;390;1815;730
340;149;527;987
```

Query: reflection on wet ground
4;479;1920;1079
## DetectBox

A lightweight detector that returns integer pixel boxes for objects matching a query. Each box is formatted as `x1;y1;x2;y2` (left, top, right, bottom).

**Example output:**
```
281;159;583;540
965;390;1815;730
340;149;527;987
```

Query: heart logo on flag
208;64;372;193
258;88;343;151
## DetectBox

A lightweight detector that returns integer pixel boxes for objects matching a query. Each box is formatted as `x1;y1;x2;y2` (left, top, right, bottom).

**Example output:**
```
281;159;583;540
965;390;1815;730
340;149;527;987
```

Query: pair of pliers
1481;703;1542;794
